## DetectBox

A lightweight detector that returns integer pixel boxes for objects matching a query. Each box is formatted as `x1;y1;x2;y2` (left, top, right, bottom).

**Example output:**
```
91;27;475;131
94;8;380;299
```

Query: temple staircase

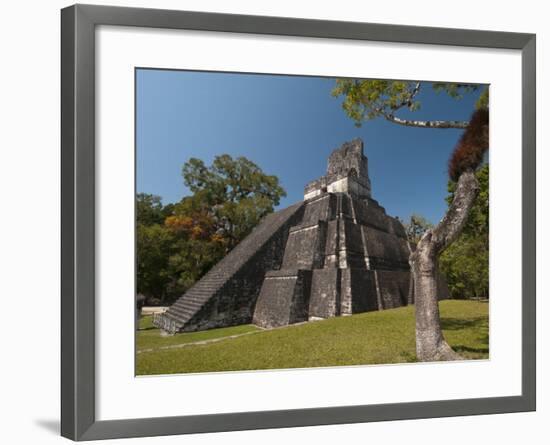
153;201;305;334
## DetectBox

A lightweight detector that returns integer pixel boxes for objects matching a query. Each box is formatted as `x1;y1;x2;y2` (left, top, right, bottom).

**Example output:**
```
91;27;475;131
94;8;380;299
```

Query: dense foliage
136;155;286;304
439;164;489;299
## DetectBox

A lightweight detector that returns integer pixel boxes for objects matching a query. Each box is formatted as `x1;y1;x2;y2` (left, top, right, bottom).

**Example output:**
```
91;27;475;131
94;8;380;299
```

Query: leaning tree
332;80;489;361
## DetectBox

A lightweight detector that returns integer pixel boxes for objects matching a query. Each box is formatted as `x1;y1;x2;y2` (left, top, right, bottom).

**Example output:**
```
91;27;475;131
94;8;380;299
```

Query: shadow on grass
442;316;489;356
441;316;487;330
452;345;489;354
399;351;417;363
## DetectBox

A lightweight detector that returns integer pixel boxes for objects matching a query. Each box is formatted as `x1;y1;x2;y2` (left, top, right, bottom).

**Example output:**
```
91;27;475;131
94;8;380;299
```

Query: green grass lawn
137;317;259;351
136;300;488;375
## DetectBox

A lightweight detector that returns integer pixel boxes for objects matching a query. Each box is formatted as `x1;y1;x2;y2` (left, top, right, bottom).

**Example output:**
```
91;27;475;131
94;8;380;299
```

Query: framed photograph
61;4;536;441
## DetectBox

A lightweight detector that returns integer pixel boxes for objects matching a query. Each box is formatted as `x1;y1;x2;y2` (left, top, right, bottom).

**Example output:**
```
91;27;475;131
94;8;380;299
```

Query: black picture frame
61;4;536;441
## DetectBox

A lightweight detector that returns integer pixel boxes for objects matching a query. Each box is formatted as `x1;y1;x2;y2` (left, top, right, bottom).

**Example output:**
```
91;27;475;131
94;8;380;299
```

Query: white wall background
0;0;546;443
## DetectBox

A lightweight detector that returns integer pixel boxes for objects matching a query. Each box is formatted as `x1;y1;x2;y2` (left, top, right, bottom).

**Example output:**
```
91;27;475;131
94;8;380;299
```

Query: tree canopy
180;154;286;248
136;155;286;304
331;79;482;129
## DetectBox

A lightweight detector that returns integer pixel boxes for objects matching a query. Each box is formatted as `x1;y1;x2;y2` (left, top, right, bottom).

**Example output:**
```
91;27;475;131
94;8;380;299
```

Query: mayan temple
153;139;447;334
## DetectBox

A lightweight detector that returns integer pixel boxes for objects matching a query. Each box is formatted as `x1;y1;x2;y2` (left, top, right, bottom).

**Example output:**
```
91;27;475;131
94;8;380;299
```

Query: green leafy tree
136;223;176;302
440;165;489;299
137;193;165;226
136;194;175;303
136;154;286;304
161;192;227;301
165;237;227;299
182;154;286;248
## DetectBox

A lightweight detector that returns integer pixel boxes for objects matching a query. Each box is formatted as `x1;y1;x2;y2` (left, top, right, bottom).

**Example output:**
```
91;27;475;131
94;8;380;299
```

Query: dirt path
137;320;312;354
136;329;261;354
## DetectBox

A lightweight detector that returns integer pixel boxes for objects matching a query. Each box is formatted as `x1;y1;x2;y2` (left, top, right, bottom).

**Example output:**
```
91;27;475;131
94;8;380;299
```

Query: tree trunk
410;169;480;361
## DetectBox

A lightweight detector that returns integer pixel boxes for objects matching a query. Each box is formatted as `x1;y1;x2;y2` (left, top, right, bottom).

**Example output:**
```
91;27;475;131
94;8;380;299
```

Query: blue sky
136;69;483;225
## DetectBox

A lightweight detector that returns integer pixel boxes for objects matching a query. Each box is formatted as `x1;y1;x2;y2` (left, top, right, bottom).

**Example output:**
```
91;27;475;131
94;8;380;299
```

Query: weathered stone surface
342;269;379;314
156;138;450;334
302;193;336;223
375;270;411;309
304;139;371;200
281;221;327;270
253;269;312;328
362;225;410;270
308;268;341;319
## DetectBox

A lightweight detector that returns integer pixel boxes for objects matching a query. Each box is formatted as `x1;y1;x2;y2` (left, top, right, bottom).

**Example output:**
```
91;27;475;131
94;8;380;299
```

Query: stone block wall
308;268;341;319
362;226;410;270
302;193;336;223
375;270;411;309
253;269;312;328
343;269;378;314
281;221;327;270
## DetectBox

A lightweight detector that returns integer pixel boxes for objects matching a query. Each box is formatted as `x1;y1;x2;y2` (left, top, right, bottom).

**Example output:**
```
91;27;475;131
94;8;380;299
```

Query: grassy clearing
136;300;488;375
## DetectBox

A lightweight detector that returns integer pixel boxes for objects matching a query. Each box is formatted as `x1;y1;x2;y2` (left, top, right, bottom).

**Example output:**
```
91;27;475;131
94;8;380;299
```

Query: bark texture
410;169;480;361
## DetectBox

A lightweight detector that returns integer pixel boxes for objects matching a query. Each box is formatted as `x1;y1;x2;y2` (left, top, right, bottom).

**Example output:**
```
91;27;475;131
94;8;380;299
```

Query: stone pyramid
253;139;416;328
154;139;446;334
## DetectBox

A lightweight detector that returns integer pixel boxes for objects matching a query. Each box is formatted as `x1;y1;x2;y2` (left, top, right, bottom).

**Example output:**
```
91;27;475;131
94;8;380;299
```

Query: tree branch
429;169;480;255
383;114;469;129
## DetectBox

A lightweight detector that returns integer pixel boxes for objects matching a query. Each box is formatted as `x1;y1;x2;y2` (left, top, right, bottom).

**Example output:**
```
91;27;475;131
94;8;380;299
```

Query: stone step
172;301;202;311
167;307;196;320
152;314;178;333
187;294;209;300
191;279;226;288
177;292;209;300
172;295;205;305
159;311;185;325
172;300;203;311
192;285;225;292
186;290;218;298
189;287;217;294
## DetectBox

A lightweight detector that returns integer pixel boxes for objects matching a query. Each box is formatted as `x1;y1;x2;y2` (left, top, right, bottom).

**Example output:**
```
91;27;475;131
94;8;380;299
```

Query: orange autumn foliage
165;214;216;241
164;215;194;232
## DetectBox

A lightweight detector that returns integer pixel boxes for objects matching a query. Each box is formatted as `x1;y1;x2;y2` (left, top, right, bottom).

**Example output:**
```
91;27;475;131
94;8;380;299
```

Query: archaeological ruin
153;139;448;334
